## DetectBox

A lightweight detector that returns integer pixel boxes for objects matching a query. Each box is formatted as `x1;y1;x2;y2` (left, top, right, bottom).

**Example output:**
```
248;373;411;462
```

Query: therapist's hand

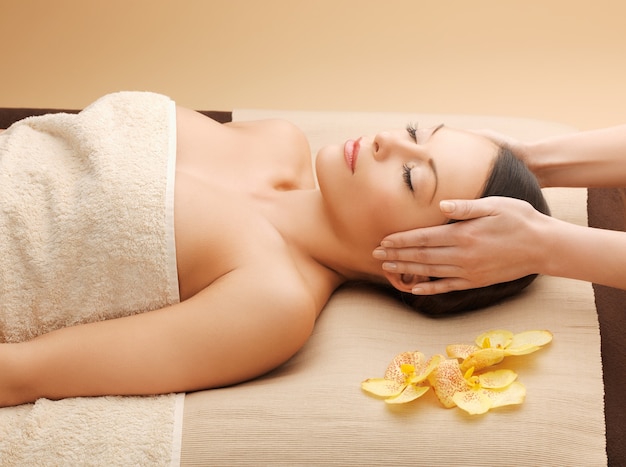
373;197;548;294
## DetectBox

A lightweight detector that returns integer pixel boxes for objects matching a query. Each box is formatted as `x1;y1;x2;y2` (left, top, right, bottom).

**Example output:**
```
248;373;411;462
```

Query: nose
373;130;425;162
372;131;394;161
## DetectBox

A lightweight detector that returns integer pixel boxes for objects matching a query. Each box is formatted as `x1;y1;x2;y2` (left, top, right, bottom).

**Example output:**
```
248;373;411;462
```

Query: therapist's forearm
524;124;626;188
539;217;626;290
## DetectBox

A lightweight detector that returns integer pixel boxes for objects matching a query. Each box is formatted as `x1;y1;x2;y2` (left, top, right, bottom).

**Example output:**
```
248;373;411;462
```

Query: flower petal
385;384;430;404
452;390;493;415
460;348;505;372
482;381;526;409
446;344;479;360
511;330;553;347
475;330;514;349
502;345;541;356
504;330;553;355
384;351;426;383
361;378;406;398
478;369;518;389
428;359;469;408
415;354;445;383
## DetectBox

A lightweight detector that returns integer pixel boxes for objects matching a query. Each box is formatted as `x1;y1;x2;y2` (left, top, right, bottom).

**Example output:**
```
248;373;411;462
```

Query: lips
344;137;361;173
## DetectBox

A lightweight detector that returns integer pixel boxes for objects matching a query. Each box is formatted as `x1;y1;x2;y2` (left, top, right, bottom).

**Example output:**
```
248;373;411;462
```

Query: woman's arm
1;268;315;407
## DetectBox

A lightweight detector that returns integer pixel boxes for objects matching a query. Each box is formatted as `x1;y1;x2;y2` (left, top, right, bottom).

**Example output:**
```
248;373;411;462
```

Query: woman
0;92;547;407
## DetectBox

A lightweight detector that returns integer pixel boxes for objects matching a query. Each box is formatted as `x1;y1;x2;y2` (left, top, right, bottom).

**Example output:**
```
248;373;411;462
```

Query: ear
383;270;430;293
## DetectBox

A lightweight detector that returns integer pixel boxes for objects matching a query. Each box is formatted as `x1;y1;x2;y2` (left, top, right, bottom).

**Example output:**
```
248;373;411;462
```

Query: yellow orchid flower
361;351;443;404
361;329;551;415
428;359;526;415
446;329;553;372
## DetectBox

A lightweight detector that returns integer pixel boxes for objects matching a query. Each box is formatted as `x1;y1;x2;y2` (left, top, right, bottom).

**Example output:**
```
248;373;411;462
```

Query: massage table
0;105;620;466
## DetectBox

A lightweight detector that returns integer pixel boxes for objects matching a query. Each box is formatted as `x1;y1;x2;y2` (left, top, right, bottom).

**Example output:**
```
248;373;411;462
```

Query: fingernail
382;262;397;271
380;240;393;248
440;201;455;213
372;248;387;259
412;287;424;295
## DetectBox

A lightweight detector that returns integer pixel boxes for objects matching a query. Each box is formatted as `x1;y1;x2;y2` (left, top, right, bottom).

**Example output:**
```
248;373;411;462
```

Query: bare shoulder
265;119;309;151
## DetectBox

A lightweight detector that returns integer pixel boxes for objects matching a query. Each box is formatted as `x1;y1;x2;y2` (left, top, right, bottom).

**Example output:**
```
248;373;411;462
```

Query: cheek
367;196;447;235
358;193;412;235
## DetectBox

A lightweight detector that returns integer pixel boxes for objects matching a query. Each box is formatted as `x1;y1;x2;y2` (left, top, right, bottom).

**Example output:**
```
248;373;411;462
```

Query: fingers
411;278;473;295
381;259;461;279
439;198;500;221
380;223;457;249
380;197;532;249
374;244;449;263
380;199;498;249
378;257;474;294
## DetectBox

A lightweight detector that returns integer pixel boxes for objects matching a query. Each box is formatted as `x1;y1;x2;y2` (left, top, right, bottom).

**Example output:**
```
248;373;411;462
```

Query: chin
315;144;341;170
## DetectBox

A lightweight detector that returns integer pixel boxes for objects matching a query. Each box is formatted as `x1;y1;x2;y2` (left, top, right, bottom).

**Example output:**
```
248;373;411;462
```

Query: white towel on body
0;91;183;466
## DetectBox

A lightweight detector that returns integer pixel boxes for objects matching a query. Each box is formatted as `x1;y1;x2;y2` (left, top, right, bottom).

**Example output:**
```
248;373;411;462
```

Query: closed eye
406;122;418;141
404;122;443;200
402;163;414;192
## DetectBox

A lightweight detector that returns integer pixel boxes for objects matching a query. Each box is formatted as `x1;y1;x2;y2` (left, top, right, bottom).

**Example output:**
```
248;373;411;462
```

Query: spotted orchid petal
385;384;430;404
362;352;441;402
428;359;469;408
446;344;479;360
384;352;443;385
361;378;407;398
452;388;493;415
482;381;526;409
418;354;445;382
384;351;427;384
452;381;526;415
478;369;518;389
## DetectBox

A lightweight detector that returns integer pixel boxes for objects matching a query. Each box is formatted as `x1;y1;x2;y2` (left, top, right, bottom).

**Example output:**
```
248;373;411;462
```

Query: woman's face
315;124;498;251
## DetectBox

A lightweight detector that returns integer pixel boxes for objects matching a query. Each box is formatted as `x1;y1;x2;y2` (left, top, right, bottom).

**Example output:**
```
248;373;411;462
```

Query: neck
260;189;386;287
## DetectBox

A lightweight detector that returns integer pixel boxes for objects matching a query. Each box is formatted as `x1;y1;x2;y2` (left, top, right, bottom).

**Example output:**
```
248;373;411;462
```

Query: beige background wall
1;0;625;130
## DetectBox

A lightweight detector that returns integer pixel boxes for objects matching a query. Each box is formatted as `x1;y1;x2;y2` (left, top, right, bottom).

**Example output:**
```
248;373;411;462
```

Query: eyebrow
428;124;444;203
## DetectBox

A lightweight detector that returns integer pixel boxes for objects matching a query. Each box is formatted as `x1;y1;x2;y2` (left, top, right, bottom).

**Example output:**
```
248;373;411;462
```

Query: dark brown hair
396;145;551;315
